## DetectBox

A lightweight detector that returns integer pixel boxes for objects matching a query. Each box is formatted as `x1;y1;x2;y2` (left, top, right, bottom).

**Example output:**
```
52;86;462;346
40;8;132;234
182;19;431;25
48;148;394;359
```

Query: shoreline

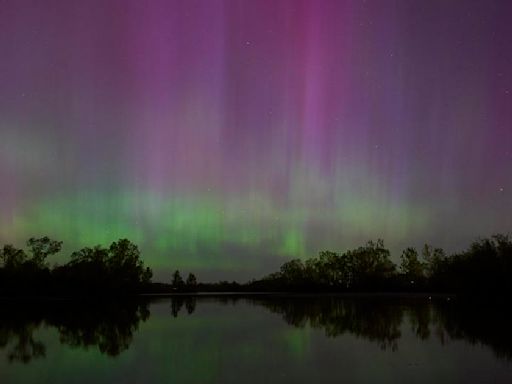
0;291;457;301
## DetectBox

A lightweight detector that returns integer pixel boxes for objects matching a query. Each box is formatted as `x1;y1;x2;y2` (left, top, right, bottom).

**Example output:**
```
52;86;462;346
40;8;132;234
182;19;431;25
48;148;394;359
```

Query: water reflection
434;301;512;361
1;295;511;364
170;296;196;317
0;318;45;363
169;295;512;361
250;297;404;351
250;296;512;361
0;300;149;363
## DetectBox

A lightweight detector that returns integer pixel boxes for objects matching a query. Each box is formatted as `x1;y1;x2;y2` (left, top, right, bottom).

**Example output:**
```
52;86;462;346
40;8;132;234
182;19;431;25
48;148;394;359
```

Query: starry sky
0;0;511;281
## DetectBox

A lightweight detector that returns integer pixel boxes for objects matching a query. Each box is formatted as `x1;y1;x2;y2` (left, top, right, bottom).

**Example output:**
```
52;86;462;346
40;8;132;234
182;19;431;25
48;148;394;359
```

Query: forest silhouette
246;234;512;296
1;234;512;296
0;238;152;296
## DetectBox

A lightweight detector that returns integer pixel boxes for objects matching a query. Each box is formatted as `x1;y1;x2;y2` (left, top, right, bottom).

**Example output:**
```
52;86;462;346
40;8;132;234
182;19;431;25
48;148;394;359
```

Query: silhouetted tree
3;233;512;297
0;237;153;296
107;239;151;290
311;251;342;286
422;244;446;278
108;239;142;270
343;239;395;289
400;247;425;283
250;239;398;291
141;267;153;285
1;244;26;269
61;245;111;293
280;259;306;285
438;235;512;295
172;270;184;289
186;273;197;288
59;240;152;294
26;236;62;268
70;245;109;265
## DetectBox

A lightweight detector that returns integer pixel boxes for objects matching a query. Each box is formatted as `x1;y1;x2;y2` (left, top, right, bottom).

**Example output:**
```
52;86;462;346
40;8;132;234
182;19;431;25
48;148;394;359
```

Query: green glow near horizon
0;179;431;278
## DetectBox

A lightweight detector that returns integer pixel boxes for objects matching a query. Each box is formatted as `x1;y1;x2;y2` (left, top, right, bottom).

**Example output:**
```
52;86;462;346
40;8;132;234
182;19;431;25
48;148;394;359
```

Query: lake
0;295;511;383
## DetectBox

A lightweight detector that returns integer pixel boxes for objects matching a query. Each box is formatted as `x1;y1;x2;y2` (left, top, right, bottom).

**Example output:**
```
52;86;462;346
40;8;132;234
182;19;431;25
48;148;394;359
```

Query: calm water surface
0;295;511;383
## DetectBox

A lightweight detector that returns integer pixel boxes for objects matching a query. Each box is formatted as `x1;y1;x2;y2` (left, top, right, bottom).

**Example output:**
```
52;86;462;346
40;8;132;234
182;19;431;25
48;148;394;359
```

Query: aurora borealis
0;0;511;280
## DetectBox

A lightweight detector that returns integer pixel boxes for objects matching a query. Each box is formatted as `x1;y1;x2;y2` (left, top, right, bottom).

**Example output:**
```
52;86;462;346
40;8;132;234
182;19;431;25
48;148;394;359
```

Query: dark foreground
1;295;511;383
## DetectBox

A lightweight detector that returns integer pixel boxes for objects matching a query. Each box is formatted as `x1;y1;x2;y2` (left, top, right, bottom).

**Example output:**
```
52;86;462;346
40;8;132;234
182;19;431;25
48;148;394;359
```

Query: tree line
247;234;512;296
1;233;512;296
0;237;152;296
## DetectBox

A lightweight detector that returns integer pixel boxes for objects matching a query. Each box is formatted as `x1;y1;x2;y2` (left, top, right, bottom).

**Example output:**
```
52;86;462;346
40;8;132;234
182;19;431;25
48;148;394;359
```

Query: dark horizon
2;233;511;297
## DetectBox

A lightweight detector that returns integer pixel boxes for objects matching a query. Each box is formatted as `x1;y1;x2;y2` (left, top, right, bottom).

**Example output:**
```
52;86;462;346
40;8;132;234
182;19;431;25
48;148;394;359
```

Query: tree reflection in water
170;296;196;317
0;300;150;363
249;297;404;351
1;296;512;364
179;295;512;360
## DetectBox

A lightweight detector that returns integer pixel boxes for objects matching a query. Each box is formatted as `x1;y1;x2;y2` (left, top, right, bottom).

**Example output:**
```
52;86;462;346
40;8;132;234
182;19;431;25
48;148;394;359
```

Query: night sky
1;0;511;281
